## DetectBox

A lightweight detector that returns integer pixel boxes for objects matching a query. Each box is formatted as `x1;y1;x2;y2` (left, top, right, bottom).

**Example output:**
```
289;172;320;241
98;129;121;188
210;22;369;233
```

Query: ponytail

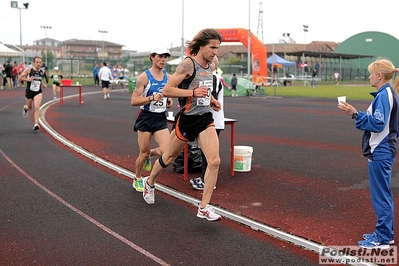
394;68;399;95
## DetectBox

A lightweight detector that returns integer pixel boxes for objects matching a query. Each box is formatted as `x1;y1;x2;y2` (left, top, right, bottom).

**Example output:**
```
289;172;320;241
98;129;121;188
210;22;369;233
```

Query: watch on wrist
352;112;359;119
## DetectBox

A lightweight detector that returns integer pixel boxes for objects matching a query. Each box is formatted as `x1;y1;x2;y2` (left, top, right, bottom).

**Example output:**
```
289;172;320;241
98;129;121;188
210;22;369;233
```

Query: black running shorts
134;110;168;133
25;88;42;99
101;80;110;88
174;112;214;142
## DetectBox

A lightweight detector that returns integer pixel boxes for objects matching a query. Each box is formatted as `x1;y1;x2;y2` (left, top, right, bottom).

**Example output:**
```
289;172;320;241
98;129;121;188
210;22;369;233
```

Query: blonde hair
368;58;399;93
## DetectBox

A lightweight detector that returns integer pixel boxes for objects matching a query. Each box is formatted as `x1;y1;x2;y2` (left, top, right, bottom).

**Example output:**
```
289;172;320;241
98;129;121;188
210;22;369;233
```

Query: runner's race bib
30;80;41;92
197;80;212;106
149;93;167;113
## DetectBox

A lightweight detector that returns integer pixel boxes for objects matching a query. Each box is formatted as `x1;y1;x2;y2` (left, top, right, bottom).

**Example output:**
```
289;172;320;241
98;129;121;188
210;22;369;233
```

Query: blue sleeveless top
141;69;169;113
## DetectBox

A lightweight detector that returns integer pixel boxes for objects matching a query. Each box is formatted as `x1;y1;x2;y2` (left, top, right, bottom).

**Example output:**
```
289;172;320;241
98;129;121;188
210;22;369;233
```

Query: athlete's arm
162;59;197;98
18;68;33;83
210;94;221;112
130;73;150;106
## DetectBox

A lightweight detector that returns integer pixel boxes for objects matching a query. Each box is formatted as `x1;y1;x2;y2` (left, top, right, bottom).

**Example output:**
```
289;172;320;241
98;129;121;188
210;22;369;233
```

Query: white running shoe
22;107;28;117
190;177;204;191
197;204;221;221
142;176;155;204
33;123;39;130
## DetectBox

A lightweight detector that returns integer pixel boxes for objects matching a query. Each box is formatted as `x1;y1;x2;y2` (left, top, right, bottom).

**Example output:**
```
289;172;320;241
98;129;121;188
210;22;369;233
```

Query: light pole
180;0;185;60
40;25;51;67
11;1;29;46
70;56;73;80
98;30;108;61
282;33;290;59
247;0;251;81
302;25;308;75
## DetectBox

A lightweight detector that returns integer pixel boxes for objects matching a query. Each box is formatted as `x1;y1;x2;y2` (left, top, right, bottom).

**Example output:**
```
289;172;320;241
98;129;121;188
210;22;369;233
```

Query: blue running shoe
190;177;204;190
358;233;390;249
363;233;394;244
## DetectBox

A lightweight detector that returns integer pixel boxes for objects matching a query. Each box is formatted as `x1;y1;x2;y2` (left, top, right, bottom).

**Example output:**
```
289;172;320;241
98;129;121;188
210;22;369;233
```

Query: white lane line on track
0;148;170;266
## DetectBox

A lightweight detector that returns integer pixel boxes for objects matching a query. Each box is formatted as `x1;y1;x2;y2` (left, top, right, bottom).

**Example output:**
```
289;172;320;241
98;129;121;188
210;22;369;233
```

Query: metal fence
13;56;369;83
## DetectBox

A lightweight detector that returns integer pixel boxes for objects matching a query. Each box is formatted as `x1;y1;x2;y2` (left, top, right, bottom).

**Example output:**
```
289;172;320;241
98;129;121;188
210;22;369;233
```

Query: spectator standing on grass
93;64;99;86
254;73;263;94
142;28;223;221
17;62;25;86
0;64;4;90
118;64;125;89
124;66;129;80
338;58;399;249
130;48;173;192
98;62;113;99
5;61;13;90
230;73;238;97
112;65;119;80
11;62;18;89
2;64;6;88
334;70;340;85
311;68;317;87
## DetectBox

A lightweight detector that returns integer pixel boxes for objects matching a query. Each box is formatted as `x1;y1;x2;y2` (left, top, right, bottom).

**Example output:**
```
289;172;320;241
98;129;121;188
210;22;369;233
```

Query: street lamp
180;0;185;60
70;56;73;80
40;25;51;67
247;0;251;81
11;1;29;46
98;30;108;61
282;33;290;58
302;25;309;75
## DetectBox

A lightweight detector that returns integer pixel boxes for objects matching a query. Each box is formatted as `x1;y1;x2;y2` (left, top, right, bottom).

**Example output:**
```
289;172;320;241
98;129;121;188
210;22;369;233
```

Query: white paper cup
337;96;346;104
168;111;173;118
76;82;79;85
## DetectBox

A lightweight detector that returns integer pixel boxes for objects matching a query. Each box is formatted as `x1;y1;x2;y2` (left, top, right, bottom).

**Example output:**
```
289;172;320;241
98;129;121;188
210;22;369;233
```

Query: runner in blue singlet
130;48;173;192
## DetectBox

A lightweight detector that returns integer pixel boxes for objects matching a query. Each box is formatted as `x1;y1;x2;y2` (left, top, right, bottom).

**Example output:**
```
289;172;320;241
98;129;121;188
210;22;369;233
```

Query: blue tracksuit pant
368;157;395;243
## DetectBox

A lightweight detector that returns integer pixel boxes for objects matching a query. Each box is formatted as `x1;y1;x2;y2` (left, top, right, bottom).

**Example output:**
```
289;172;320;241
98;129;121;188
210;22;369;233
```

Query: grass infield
268;84;376;101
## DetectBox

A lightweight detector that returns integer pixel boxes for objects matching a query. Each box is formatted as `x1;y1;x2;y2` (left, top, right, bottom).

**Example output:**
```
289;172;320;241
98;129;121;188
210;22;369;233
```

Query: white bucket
234;146;253;172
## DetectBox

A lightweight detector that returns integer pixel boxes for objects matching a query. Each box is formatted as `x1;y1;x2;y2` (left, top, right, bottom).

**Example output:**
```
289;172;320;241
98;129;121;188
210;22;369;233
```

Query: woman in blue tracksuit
338;58;399;249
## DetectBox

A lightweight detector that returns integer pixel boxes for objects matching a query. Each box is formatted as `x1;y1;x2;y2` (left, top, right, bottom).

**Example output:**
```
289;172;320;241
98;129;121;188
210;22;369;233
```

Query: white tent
167;56;185;65
0;43;22;57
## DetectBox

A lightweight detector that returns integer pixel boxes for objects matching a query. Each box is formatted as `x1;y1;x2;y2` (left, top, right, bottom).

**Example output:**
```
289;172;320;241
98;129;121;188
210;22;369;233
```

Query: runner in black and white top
18;56;47;130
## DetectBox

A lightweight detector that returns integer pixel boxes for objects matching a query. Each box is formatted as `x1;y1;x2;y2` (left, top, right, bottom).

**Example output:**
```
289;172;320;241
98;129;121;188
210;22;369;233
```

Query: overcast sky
1;0;398;52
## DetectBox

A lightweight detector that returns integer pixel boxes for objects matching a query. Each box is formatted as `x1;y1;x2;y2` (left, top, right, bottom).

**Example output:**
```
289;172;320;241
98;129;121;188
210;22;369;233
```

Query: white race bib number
196;80;212;106
149;95;167;113
30;80;41;92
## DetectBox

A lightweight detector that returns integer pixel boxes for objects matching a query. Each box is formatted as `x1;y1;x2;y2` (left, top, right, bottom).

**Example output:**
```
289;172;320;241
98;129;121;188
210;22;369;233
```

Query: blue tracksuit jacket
355;83;399;160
